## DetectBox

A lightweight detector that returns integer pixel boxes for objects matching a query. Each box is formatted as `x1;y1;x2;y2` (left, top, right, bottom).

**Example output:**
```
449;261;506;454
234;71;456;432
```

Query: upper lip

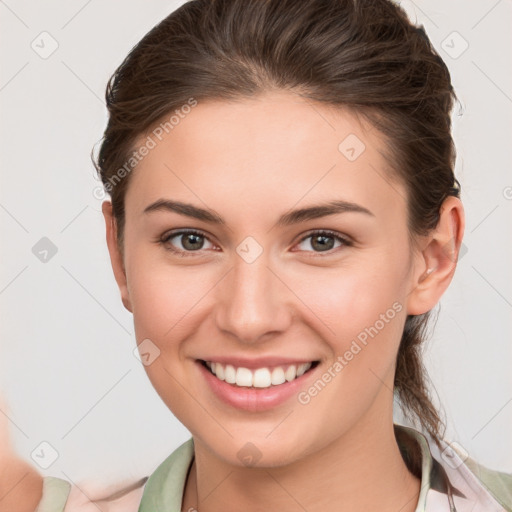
198;356;319;369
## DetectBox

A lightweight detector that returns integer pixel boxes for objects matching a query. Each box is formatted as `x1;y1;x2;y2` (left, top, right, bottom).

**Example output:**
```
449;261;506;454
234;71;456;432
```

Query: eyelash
158;228;353;257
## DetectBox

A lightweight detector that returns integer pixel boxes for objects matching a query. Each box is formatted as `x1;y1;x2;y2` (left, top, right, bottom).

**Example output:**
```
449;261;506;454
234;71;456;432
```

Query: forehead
125;90;407;225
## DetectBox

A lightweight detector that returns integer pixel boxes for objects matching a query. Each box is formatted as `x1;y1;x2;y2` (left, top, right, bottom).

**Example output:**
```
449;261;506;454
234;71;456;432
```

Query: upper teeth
206;361;313;388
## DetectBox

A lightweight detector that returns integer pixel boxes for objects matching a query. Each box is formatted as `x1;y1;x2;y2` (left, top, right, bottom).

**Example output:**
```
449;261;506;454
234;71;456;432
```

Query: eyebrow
143;198;374;226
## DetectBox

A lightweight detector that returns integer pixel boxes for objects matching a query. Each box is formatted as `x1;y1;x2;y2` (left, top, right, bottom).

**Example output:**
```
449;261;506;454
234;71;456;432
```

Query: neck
182;405;421;512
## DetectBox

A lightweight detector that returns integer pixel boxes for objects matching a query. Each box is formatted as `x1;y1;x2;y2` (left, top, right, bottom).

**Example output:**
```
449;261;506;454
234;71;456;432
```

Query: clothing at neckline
137;423;451;511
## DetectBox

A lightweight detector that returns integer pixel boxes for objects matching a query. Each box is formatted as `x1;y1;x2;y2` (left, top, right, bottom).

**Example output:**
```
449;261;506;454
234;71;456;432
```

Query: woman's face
106;90;430;466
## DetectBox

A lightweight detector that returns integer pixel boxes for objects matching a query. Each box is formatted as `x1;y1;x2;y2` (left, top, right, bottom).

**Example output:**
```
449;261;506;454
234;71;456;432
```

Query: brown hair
93;0;461;453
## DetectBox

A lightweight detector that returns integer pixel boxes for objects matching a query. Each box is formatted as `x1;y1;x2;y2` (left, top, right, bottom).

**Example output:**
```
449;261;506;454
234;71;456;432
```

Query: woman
1;0;511;511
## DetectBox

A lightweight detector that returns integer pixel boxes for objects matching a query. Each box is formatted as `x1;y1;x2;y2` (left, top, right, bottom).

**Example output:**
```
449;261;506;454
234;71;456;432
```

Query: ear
102;201;133;313
406;196;465;315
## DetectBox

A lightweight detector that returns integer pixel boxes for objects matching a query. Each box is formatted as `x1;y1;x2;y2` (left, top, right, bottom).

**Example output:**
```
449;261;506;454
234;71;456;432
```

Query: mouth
198;359;321;389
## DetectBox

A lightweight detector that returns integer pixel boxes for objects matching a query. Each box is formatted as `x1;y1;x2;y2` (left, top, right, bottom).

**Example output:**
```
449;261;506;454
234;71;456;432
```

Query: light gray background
1;0;511;488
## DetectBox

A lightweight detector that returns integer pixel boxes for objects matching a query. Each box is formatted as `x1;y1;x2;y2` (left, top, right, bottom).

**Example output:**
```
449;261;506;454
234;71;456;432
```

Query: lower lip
196;360;319;412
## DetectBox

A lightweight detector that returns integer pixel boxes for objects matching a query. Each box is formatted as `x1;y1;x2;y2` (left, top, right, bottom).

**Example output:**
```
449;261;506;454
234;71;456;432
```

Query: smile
200;360;319;388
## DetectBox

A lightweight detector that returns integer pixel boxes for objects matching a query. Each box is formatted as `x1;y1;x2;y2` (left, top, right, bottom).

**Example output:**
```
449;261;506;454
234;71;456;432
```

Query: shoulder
36;438;195;512
431;437;512;512
396;424;512;511
37;475;148;512
36;477;70;512
461;454;512;512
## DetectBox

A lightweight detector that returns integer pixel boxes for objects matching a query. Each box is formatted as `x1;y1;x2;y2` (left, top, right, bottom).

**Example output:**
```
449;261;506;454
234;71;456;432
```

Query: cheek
125;252;209;422
297;260;406;342
125;247;210;344
292;266;406;427
292;255;408;408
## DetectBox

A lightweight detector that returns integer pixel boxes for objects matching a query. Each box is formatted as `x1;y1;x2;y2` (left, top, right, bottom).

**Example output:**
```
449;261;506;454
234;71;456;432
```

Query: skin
102;89;465;512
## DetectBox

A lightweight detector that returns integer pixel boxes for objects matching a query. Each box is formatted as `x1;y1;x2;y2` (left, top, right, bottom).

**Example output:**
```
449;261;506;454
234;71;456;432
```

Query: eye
159;229;216;256
158;228;352;257
293;230;352;254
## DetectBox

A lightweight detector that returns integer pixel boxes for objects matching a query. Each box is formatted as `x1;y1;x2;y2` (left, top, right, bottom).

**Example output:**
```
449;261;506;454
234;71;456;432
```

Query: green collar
139;435;195;512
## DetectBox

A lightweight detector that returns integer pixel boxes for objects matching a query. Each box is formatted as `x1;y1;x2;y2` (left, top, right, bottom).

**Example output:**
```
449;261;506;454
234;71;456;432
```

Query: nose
214;249;292;345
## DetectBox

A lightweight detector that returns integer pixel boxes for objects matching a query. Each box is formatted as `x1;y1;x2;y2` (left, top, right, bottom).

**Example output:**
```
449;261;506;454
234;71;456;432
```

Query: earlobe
406;196;465;316
101;201;133;313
